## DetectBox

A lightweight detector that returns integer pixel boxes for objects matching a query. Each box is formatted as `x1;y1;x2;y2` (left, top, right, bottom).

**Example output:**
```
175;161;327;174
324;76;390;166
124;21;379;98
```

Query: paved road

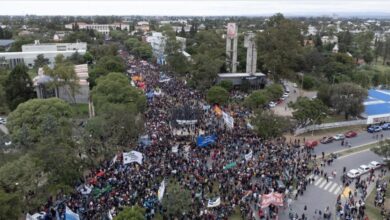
312;128;390;156
279;149;385;220
0;124;8;134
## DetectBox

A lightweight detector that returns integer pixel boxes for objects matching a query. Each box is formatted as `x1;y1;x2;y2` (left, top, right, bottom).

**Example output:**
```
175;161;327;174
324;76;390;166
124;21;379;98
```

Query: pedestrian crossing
308;174;341;195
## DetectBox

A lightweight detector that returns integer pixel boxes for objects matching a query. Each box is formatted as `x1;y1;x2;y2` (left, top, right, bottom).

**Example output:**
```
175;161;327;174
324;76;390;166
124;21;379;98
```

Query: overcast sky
0;0;389;16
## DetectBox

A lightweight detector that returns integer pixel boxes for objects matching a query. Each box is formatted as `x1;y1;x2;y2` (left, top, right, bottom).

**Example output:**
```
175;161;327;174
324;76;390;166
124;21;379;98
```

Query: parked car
282;93;289;98
320;136;334;144
345;131;357;138
358;164;371;174
305;140;318;148
269;102;276;108
367;125;382;133
333;134;345;141
368;161;382;169
0;117;6;125
381;123;390;130
347;169;362;178
293;83;298;88
4;141;11;146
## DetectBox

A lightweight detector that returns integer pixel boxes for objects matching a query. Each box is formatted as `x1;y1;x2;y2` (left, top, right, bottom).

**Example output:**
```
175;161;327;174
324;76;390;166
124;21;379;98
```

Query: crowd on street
34;59;387;220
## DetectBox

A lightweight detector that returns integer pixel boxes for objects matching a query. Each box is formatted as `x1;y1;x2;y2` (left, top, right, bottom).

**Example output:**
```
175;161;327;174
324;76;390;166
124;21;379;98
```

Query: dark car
367;125;382;133
320;136;334;144
345;131;357;138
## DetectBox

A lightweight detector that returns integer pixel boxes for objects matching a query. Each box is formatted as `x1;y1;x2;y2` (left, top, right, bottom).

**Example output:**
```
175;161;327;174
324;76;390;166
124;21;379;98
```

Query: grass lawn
228;207;243;220
322;114;347;123
70;103;89;118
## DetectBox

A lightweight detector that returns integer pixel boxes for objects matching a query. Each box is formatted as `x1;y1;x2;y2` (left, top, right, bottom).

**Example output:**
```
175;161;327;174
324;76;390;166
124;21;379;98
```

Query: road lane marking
323;182;332;190
328;183;338;193
337;149;370;159
319;180;327;188
333;187;341;195
314;178;323;186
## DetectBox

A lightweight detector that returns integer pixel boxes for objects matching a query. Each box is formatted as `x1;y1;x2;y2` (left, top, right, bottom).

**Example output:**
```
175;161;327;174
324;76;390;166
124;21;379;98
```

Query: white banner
176;120;197;125
245;150;253;161
222;112;234;129
123;151;143;165
207;197;221;208
172;145;179;153
78;184;93;195
158;179;166;201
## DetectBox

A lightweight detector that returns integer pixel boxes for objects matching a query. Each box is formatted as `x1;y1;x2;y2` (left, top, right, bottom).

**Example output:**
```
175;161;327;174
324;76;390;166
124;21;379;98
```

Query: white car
347;169;362;178
0;117;6;124
282;93;289;98
358;164;371;174
368;161;382;169
269;102;276;108
293;83;298;88
333;134;345;141
4;141;11;146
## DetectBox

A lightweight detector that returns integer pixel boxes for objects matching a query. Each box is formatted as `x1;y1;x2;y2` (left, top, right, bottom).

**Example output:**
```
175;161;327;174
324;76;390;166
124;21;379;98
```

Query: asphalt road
279;149;385;220
312;128;390;156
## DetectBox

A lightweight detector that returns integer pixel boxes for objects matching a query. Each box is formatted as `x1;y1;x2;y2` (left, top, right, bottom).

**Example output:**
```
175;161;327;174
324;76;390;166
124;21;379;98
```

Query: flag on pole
158;179;166;201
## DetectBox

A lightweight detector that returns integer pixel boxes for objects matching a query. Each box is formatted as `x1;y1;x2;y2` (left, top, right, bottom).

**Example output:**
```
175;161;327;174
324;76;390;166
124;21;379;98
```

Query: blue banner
196;135;217;147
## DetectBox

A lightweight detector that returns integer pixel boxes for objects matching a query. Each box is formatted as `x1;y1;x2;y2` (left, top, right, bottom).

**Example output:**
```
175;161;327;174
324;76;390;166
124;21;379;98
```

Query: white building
34;64;89;104
65;22;129;34
321;36;338;45
146;32;187;64
0;41;87;69
307;25;318;36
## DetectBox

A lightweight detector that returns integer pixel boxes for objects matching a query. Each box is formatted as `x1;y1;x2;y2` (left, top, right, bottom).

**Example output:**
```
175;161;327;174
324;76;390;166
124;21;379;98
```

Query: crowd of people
35;59;385;220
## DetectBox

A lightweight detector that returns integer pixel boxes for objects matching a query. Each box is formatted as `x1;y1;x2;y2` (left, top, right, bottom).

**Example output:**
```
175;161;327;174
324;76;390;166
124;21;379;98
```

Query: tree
114;206;145;220
125;37;153;60
206;86;229;105
89;56;126;88
251;110;292;139
43;55;80;103
289;97;328;127
166;52;189;76
33;54;49;69
7;98;72;148
244;90;268;109
162;180;192;217
67;51;85;64
330;83;368;120
372;140;390;168
0;189;21;220
256;13;304;79
218;80;233;92
264;83;284;101
5;64;35;110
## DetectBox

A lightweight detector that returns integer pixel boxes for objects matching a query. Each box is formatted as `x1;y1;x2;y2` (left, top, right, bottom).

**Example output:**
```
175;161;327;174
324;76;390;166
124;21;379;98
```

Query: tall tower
226;23;238;73
244;32;257;75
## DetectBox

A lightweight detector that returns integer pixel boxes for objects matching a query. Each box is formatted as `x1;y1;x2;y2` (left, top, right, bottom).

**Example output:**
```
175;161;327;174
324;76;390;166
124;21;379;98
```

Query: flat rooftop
218;72;265;77
364;89;390;116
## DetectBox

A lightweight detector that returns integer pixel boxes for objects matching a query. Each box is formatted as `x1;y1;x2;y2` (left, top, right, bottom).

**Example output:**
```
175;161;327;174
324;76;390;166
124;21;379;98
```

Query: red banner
260;192;284;208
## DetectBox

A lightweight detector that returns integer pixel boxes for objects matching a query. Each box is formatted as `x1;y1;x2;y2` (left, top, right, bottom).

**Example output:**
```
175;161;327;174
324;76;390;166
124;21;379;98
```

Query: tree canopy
114;206;145;220
251;110;292;139
5;64;36;110
289;97;328;127
206;86;229;105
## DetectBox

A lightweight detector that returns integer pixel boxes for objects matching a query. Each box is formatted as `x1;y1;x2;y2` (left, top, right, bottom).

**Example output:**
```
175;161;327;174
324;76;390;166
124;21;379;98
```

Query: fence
294;119;367;135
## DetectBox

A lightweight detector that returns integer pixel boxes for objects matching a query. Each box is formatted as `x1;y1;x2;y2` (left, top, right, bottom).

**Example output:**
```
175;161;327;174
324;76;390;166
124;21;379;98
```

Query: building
226;23;238;73
217;72;266;87
65;22;129;34
146;32;187;64
33;64;89;104
0;41;87;69
363;89;390;124
135;21;150;33
332;44;339;53
321;36;338;45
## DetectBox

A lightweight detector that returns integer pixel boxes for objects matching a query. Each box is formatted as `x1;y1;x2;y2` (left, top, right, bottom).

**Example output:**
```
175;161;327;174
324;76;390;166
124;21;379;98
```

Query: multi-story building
146;32;187;64
65;22;129;34
0;41;87;69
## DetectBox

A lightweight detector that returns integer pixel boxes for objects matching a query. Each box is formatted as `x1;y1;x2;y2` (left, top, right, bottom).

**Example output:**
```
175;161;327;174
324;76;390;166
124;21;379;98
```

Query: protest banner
207;197;221;208
123;151;143;165
196;134;217;147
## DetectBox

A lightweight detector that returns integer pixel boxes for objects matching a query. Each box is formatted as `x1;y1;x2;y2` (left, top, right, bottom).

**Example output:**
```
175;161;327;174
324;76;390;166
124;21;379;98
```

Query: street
279;149;385;220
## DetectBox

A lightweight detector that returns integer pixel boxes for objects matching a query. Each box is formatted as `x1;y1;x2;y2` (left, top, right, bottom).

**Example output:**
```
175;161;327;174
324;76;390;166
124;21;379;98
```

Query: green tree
115;205;145;220
5;64;35;110
289;97;328;127
89;56;126;88
33;54;49;69
372;140;390;168
125;37;153;60
244;90;268;109
0;189;21;220
7;98;72;147
67;51;85;64
251;110;292;139
256;13;304;79
218;80;233;92
264;83;284;101
43;54;80;103
330;82;368;120
166;52;189;76
162;180;192;217
206;86;229;105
